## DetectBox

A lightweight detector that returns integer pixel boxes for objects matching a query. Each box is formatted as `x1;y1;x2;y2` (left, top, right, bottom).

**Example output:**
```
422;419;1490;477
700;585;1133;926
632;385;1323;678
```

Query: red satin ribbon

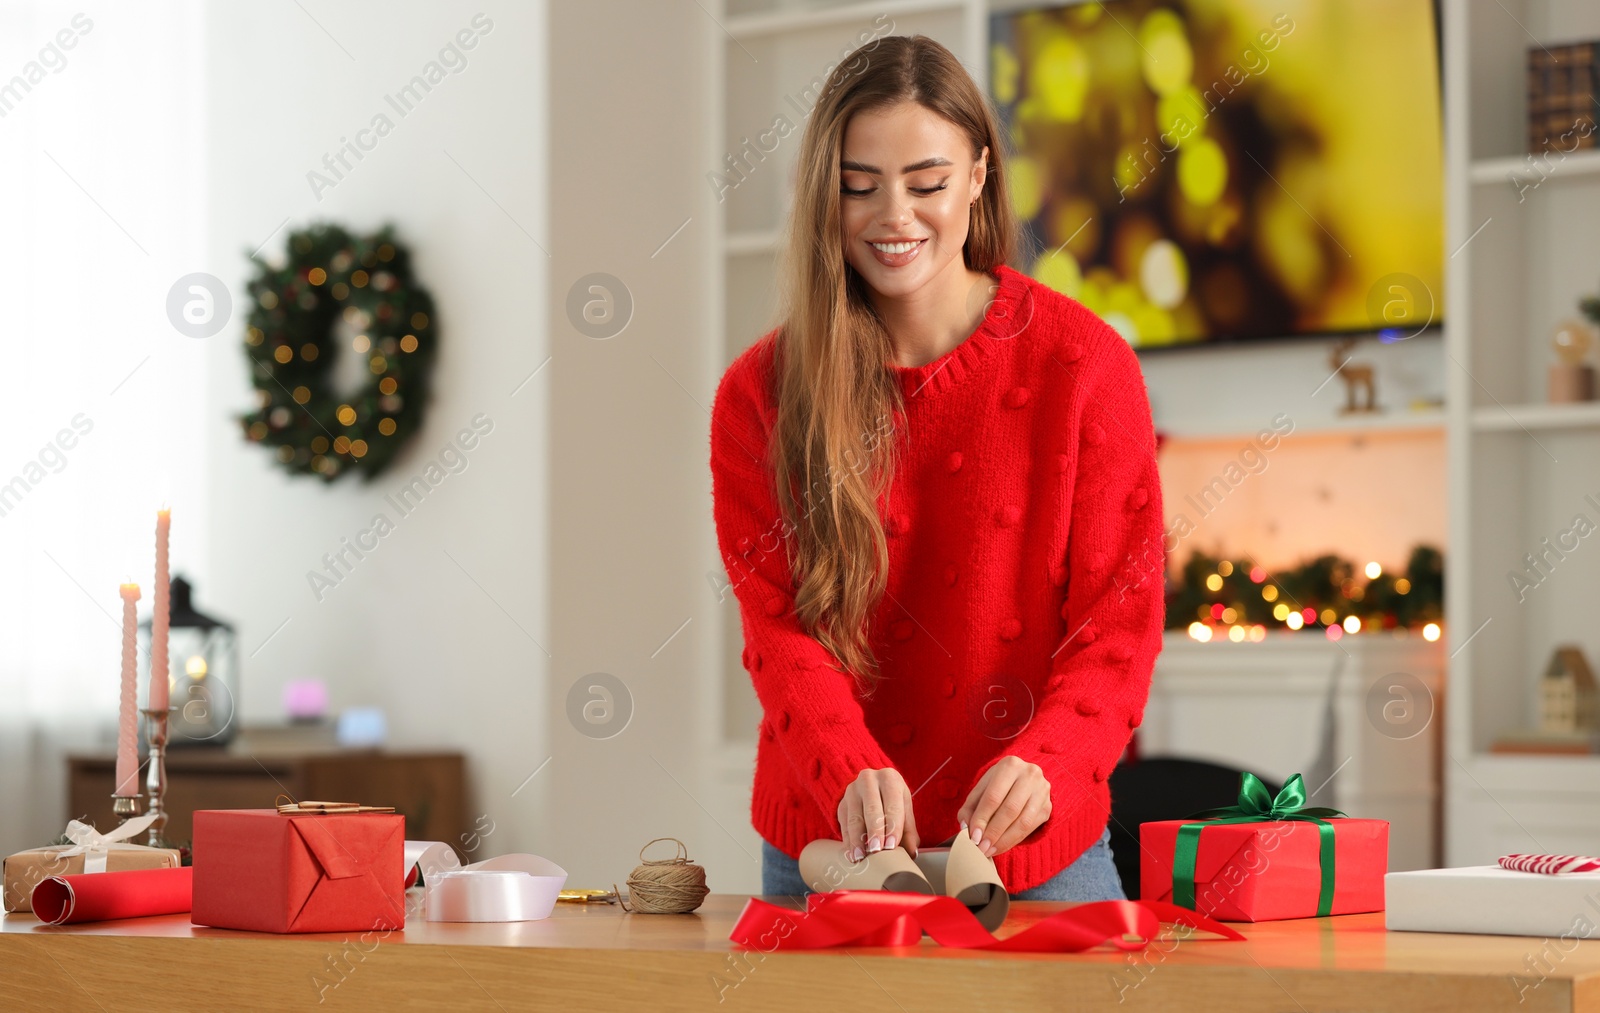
730;891;1245;952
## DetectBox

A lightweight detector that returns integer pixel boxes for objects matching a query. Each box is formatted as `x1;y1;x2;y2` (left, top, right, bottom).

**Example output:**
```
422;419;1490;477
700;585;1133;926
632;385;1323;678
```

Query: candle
115;581;141;797
150;508;171;712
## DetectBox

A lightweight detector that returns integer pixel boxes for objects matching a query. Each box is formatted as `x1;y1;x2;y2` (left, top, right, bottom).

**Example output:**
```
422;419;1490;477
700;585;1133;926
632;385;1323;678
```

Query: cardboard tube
915;847;950;894
941;828;1010;931
798;839;932;895
797;830;1010;932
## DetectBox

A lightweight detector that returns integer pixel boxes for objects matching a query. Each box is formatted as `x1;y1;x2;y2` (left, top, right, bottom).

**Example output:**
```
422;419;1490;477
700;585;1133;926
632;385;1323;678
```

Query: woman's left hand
957;756;1052;858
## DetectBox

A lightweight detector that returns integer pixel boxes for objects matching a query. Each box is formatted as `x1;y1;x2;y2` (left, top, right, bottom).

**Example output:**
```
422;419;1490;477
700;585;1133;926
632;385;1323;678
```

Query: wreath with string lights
238;222;437;482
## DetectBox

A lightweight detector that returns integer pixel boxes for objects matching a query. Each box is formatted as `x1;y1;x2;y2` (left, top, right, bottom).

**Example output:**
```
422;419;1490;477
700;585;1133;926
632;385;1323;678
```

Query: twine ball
617;837;709;914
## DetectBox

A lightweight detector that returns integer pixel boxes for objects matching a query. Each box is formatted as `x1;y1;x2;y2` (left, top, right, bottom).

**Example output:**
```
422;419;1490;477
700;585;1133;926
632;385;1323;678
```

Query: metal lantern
139;575;239;746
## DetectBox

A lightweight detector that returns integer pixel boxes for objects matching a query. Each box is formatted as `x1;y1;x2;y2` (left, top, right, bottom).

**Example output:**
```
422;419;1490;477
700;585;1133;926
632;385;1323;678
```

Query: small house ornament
1540;645;1599;736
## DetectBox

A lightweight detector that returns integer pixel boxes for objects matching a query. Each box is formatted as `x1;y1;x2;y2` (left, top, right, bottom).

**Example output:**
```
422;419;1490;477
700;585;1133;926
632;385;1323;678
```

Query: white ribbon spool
403;841;568;922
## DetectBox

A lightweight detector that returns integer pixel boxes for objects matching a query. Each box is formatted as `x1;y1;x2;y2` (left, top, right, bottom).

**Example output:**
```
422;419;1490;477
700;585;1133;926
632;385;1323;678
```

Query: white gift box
1386;866;1600;937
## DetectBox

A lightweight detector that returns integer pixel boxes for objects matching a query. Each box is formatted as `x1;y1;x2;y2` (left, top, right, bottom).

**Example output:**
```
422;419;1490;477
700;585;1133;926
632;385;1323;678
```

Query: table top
3;892;1596;970
7;894;1600;1012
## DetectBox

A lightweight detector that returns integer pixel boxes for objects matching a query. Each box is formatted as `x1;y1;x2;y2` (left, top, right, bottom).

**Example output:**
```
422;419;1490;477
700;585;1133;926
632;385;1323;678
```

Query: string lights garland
1167;545;1444;643
238;222;437;482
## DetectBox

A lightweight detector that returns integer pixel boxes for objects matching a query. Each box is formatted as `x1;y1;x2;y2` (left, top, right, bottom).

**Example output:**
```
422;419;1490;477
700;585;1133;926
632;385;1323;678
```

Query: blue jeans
760;826;1125;901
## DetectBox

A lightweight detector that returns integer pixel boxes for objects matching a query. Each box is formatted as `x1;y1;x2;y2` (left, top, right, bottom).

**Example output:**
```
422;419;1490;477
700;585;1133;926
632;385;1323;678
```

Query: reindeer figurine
1329;338;1378;414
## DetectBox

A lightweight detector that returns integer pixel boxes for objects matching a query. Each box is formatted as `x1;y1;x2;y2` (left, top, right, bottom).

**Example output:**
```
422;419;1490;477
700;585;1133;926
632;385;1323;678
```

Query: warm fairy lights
1175;549;1444;644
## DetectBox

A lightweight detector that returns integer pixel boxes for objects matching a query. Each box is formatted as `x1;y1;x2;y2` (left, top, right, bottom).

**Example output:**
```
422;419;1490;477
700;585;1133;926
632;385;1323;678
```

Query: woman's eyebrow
839;156;954;174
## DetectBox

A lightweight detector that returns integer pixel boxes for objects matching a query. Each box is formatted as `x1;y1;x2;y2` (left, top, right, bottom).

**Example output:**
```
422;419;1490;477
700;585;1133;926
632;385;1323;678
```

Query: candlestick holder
140;707;177;849
111;793;145;826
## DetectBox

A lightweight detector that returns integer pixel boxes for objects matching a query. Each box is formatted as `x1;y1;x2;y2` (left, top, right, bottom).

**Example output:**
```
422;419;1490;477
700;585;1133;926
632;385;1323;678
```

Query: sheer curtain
0;0;207;855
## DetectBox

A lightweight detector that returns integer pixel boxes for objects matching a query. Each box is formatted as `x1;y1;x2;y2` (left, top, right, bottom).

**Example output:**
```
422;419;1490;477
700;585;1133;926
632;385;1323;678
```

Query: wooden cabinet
67;750;467;849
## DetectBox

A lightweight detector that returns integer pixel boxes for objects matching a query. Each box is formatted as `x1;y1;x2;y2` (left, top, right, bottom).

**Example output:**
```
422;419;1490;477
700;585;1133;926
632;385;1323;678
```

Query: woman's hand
957;756;1052;858
837;767;920;862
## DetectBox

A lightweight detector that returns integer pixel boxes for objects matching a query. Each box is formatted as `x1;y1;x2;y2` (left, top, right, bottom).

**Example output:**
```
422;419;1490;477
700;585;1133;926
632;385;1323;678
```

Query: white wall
0;0;209;856
201;2;552;855
203;0;729;894
544;0;734;892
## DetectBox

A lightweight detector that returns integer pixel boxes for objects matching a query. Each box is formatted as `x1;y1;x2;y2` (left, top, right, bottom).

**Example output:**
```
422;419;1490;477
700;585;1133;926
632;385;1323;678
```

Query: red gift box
1140;818;1388;922
190;809;406;933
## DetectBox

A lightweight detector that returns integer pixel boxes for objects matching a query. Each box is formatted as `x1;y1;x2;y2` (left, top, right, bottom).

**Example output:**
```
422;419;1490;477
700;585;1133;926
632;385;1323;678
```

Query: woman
709;35;1163;901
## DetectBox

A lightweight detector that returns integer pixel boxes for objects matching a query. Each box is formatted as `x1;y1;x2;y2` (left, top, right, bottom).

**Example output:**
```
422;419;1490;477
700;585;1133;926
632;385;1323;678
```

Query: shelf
1160;409;1445;444
1470;401;1600;432
725;0;963;40
725;229;780;256
1468;147;1600;187
1458;751;1600;792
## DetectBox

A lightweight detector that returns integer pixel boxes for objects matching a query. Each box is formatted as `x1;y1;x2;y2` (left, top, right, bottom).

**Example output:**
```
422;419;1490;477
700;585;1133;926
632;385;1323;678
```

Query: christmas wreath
238;222;437;482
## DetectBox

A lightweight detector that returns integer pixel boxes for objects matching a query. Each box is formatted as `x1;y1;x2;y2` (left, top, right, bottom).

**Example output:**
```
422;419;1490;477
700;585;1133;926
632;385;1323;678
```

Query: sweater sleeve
971;328;1165;829
710;352;897;823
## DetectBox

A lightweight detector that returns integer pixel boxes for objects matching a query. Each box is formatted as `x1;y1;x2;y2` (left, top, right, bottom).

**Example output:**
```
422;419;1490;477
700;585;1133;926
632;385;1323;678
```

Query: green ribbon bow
1171;773;1346;917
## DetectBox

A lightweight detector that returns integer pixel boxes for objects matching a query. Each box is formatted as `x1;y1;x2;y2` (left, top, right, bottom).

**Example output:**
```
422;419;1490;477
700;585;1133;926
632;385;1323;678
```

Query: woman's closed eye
841;183;948;198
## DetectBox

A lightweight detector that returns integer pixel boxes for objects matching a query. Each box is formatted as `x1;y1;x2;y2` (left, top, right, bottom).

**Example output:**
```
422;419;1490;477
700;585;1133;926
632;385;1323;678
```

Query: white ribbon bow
59;811;160;873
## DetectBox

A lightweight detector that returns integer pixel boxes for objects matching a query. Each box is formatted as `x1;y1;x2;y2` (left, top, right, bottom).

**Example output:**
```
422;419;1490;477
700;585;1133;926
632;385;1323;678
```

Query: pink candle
115;581;141;797
149;508;171;712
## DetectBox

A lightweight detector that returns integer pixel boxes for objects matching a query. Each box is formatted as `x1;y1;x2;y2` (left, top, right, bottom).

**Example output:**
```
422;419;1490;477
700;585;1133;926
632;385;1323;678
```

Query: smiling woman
709;35;1165;903
837;107;995;359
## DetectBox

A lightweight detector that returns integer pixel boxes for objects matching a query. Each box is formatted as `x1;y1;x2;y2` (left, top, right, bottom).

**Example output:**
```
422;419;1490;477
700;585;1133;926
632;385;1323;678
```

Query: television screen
989;1;1444;348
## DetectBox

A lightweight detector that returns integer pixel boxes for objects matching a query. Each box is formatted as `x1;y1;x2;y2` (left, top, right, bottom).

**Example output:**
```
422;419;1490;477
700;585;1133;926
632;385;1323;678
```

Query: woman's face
838;102;987;301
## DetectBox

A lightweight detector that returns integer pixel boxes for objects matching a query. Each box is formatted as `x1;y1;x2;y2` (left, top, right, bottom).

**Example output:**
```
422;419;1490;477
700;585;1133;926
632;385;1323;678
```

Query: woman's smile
866;237;927;267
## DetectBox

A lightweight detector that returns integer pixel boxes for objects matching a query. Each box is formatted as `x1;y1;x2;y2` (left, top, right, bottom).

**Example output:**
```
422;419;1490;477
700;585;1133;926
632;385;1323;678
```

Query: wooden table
3;895;1597;1012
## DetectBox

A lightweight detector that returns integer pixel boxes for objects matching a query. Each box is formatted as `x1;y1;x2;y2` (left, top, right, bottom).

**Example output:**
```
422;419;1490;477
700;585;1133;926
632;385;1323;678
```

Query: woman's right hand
837;767;920;861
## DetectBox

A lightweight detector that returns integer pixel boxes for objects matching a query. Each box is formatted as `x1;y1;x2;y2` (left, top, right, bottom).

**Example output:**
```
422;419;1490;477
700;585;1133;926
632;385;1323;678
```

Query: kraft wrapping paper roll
798;828;1010;931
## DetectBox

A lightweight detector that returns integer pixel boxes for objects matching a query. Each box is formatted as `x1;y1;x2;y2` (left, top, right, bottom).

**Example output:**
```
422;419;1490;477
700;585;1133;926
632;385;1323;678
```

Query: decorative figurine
1330;338;1379;415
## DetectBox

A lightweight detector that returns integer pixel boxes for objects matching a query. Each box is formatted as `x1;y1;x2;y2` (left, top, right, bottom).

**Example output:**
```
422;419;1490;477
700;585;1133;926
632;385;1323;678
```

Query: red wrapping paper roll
31;866;193;925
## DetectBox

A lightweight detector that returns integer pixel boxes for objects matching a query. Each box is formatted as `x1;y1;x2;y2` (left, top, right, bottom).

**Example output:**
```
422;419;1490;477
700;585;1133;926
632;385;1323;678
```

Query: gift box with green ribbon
1139;773;1388;922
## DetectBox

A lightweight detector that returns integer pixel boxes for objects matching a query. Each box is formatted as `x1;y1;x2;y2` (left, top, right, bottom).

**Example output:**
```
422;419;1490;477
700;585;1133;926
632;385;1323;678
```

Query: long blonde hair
771;35;1018;688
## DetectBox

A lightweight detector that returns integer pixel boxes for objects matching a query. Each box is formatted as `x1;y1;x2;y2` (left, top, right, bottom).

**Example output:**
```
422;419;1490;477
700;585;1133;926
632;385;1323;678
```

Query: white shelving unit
1470;400;1600;431
1467;147;1600;185
1444;0;1600;864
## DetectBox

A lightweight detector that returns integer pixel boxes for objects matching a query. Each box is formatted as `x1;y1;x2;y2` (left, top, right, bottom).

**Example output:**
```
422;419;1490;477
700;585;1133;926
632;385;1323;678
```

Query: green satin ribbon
1170;773;1346;917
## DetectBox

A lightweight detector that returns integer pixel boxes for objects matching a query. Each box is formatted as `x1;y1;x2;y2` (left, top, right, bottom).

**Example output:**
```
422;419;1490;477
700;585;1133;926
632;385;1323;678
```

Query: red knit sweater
709;263;1165;893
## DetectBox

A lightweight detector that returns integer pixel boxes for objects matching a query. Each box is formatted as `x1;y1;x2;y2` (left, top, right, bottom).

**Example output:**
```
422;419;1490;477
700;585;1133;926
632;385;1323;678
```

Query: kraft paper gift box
1387;866;1600;937
190;808;406;933
1141;817;1388;921
4;841;182;914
